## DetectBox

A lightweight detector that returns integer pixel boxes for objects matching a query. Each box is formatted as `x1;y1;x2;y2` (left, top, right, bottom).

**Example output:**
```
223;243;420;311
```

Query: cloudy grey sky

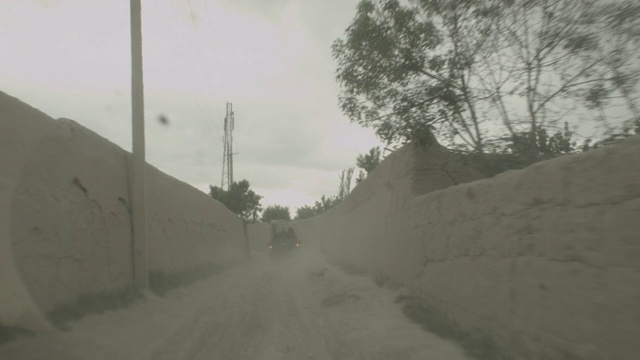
1;0;382;212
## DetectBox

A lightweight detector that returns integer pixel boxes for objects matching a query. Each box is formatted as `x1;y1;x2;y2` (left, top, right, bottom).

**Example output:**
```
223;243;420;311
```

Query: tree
507;122;576;163
581;122;640;151
356;147;383;182
315;195;342;213
261;205;291;222
333;0;640;153
295;205;319;220
294;195;342;220
338;167;355;199
209;180;263;222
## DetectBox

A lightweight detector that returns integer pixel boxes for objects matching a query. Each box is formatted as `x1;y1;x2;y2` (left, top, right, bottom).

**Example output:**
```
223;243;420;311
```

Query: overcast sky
1;0;383;212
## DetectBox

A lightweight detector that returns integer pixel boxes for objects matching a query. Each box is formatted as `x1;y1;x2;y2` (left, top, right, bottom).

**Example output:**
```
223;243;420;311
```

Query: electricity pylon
221;102;235;190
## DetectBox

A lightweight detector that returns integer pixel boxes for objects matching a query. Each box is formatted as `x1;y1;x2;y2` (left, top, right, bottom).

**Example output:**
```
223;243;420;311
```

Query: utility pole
130;0;148;288
221;102;235;190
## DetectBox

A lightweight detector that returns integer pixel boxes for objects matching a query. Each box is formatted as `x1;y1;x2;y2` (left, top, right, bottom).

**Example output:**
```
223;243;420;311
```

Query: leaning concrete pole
130;0;148;288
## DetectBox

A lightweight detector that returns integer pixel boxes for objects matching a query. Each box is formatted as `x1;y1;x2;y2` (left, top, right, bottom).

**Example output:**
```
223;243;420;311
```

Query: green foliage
294;165;361;221
338;167;355;199
295;195;342;220
334;0;640;152
478;118;637;174
333;0;454;148
294;206;318;220
355;146;384;184
581;121;640;151
356;147;382;175
209;180;263;222
294;206;315;220
261;205;291;222
508;122;576;162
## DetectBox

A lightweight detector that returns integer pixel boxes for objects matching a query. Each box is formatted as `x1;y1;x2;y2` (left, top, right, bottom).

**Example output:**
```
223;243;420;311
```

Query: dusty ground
0;250;471;360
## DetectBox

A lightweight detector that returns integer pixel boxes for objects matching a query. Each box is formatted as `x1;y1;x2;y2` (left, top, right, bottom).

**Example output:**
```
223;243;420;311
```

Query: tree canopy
209;180;262;222
333;0;640;153
261;205;291;223
295;195;341;220
357;146;382;175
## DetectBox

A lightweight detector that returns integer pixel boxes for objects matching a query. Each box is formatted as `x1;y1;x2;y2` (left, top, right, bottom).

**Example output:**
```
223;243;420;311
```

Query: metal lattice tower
221;102;234;190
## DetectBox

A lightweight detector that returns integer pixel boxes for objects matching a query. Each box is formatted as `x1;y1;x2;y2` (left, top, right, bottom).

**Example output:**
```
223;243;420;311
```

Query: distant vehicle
268;224;300;259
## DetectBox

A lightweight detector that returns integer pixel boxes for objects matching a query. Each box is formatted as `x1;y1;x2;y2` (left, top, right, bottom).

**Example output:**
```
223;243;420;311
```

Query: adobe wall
247;221;270;253
407;136;640;360
146;165;248;274
288;136;640;359
292;141;488;280
0;91;248;329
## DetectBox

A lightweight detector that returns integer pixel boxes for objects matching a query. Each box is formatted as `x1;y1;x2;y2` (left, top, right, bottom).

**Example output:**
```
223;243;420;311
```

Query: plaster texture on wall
283;136;640;360
247;222;271;253
1;91;247;328
1;92;62;329
146;165;248;274
292;142;488;281
9;116;134;316
408;136;640;360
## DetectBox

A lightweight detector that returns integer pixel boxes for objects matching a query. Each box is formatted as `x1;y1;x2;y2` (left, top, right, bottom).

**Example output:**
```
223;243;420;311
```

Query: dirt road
0;250;471;360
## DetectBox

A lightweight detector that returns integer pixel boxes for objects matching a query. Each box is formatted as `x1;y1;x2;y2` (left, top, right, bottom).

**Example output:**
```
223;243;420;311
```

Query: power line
162;0;220;141
215;103;225;140
192;94;216;138
200;94;222;139
179;0;222;141
166;0;179;20
186;0;197;27
163;0;230;188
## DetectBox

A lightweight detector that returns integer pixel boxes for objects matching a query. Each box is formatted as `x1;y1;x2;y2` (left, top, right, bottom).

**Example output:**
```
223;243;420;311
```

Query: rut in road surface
0;250;471;360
